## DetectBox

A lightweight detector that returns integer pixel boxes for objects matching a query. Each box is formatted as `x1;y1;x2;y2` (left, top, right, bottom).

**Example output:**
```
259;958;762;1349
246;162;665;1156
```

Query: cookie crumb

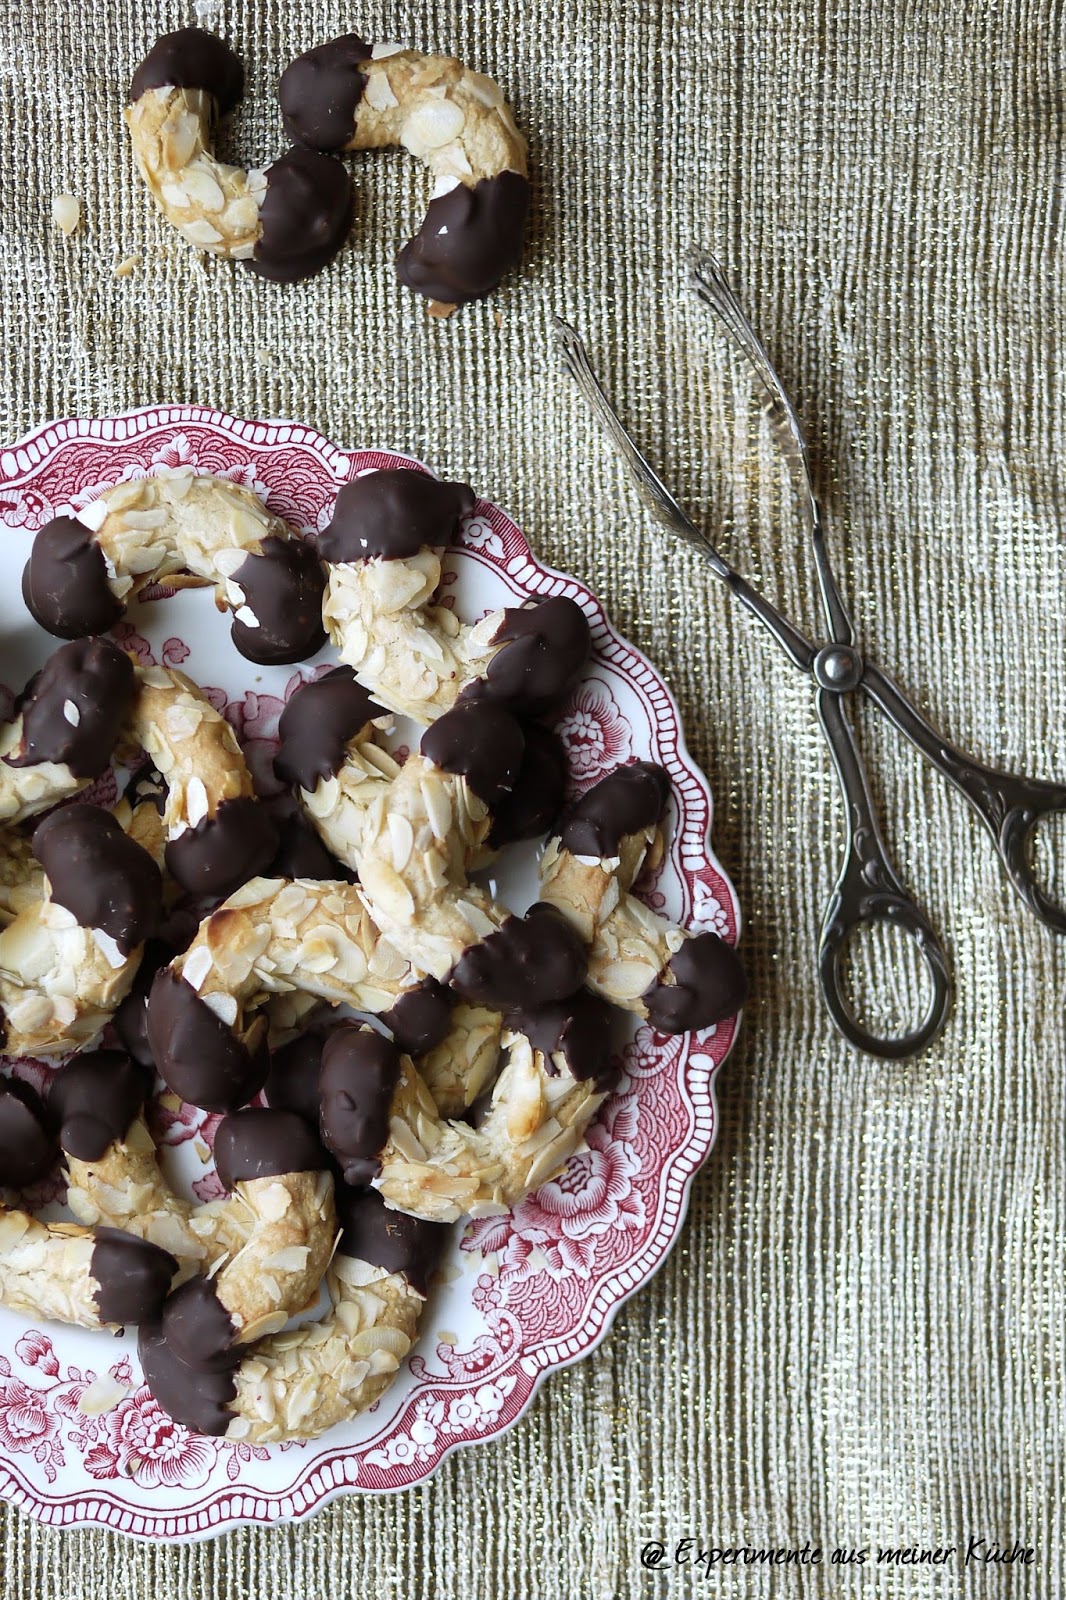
493;311;504;328
255;347;274;367
51;194;82;237
113;256;140;278
427;300;457;319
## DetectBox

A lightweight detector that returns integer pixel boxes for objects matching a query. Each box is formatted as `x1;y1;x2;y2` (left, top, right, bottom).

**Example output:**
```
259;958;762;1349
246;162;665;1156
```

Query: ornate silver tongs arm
862;664;1066;934
551;314;816;673
687;251;854;647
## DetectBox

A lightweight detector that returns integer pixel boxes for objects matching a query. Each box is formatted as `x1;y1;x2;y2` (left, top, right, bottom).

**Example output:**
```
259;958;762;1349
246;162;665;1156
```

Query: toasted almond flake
76;498;109;533
234;604;260;628
400;96;464;156
388;1118;427;1162
427;300;457;319
91;929;126;969
597;958;661;998
261;1245;311;1273
185;776;209;828
52;193;81;236
182;945;213;992
359;859;415;923
181;165;226;211
181;217;224;248
364;72;399;111
77;1373;128;1415
387;813;415;872
200;990;238;1026
62;699;81;727
256;1182;292;1222
420;777;452;841
370;41;406;58
456;898;496;939
113;255;140;278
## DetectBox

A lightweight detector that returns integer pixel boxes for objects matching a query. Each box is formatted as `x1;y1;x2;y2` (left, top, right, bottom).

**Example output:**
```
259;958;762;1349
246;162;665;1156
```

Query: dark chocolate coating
129;27;244;112
112;978;154;1068
49;1050;151;1162
279;33;371;150
505;990;621;1093
160;1274;238;1372
318;1025;401;1186
138;1321;236;1436
122;761;167;815
395;171;530;305
213;1107;328;1190
33;804;161;955
0;1080;55;1189
228;536;326;664
246;147;352;284
91;1229;178;1327
642;932;748;1033
274;666;382;793
6;638;134;781
265;1030;328;1126
335;1186;449;1296
487;722;567;848
22;516;122;640
147;969;269;1113
420;703;524;806
164;796;278;899
558;760;671;859
450;903;587;1010
267;806;355;882
319;469;475;564
382;978;454;1057
471;596;590;715
112;905;200;1068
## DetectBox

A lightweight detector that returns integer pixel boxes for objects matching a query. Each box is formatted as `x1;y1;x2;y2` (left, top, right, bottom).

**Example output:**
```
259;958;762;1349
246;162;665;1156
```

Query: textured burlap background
0;0;1064;1594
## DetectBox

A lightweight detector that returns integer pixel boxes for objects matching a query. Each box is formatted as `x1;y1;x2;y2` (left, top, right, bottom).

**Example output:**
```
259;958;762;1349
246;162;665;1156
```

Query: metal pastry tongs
553;253;1066;1059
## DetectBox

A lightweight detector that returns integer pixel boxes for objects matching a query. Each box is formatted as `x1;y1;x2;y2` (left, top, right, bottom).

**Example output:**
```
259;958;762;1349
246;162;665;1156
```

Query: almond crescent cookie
539;763;749;1030
274;665;568;881
0;638;135;825
265;1002;502;1127
320;468;589;723
318;999;620;1225
51;1055;335;1348
273;666;399;868
0;806;161;1057
280;35;529;305
321;699;587;1010
0;1077;177;1333
126;664;278;897
273;677;575;1113
354;703;521;979
139;1188;448;1441
144;876;491;1113
23;470;325;664
125;28;351;283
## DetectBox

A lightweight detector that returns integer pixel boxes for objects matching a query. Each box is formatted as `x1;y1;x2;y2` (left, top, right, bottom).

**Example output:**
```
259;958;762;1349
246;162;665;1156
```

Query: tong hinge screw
813;644;863;693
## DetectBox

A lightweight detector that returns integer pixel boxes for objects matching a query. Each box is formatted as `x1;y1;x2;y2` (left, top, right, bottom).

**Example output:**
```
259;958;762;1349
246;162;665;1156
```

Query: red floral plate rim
0;406;742;1538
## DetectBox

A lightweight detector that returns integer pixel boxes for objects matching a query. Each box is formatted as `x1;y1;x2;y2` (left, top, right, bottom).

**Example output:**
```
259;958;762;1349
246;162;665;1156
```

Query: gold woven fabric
1;0;1064;1594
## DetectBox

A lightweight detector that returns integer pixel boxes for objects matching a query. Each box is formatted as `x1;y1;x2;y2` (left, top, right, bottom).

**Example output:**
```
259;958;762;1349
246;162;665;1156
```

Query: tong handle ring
816;687;954;1058
818;880;954;1060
